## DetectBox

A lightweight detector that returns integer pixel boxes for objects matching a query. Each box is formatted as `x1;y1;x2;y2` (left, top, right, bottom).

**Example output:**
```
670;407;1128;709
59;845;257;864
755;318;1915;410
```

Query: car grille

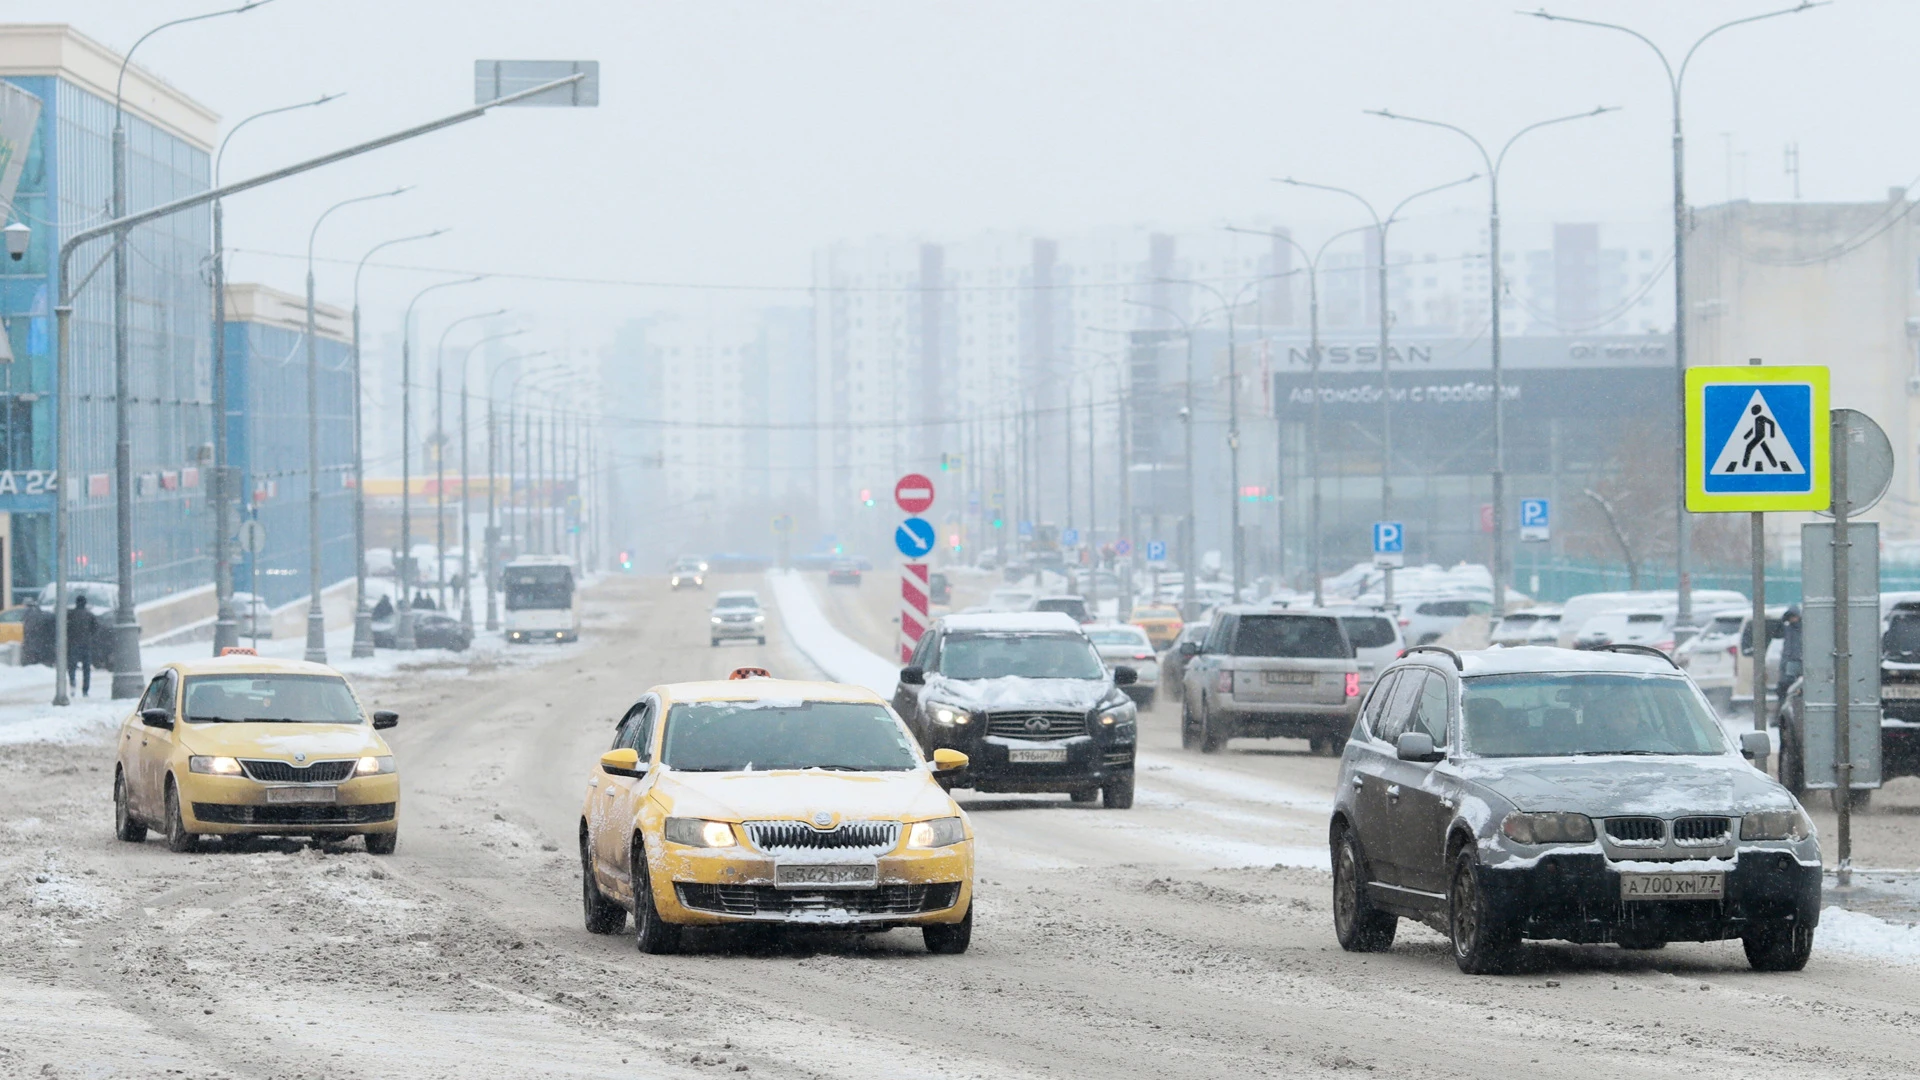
192;802;394;826
1672;816;1732;845
676;882;961;918
985;711;1087;740
719;613;756;622
1102;750;1135;769
1604;816;1665;844
238;759;357;783
745;820;900;855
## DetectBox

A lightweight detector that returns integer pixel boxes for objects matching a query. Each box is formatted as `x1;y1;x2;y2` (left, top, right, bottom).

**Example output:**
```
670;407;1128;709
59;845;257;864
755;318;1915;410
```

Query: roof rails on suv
1596;642;1681;670
1402;644;1462;670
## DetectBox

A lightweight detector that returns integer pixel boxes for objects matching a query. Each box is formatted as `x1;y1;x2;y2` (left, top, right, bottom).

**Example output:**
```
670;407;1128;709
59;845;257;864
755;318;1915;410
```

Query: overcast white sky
16;0;1920;344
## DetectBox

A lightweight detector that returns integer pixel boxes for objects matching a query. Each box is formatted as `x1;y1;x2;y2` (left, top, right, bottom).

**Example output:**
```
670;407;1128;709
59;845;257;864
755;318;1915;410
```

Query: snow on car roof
1437;645;1684;678
938;611;1084;634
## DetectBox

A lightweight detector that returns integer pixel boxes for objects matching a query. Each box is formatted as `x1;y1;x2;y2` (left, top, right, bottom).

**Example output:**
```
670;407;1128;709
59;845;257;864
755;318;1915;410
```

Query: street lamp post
455;331;528;631
397;278;485;649
108;0;273;697
483;351;547;630
1527;2;1825;629
1367;105;1616;619
1272;174;1479;607
304;187;410;663
432;311;506;609
349;229;448;657
210;92;339;656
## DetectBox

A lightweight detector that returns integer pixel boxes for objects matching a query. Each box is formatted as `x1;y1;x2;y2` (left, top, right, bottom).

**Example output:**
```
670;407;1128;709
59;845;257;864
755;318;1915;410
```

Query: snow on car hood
656;768;958;823
925;673;1112;710
180;722;387;759
1456;755;1793;814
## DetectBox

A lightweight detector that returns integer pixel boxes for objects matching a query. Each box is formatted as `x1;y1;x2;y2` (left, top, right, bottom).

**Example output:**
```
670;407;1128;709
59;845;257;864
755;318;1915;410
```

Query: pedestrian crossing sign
1684;365;1829;512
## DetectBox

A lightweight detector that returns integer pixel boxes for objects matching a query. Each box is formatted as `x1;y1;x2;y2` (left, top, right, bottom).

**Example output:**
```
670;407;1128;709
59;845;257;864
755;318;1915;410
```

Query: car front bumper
650;842;972;927
180;772;400;836
927;731;1135;793
710;621;764;639
1478;851;1821;943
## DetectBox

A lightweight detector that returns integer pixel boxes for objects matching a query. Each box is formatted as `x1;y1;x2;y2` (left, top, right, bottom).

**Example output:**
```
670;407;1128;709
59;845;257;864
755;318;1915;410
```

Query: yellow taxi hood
654;768;956;824
177;722;386;760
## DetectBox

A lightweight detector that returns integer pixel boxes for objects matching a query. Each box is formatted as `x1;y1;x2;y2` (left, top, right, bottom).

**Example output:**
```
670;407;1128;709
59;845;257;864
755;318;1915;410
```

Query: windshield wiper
1571;749;1666;756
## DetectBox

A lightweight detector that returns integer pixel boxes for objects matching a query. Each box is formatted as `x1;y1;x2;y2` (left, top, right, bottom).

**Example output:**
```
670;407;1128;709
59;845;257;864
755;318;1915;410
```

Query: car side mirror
600;748;645;778
900;666;926;686
1178;641;1201;658
1396;731;1442;763
1739;730;1771;762
140;707;173;729
1113;665;1138;686
931;748;969;773
372;710;399;730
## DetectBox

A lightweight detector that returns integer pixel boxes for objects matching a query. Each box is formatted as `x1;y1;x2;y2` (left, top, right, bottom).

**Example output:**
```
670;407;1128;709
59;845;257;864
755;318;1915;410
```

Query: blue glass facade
0;71;213;604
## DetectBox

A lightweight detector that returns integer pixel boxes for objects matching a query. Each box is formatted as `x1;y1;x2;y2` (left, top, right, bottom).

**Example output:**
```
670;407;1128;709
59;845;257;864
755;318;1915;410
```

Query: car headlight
355;755;396;776
187;755;242;776
906;816;967;848
1500;811;1595;845
753;614;765;623
710;616;723;623
928;701;971;727
664;817;737;848
1742;808;1814;841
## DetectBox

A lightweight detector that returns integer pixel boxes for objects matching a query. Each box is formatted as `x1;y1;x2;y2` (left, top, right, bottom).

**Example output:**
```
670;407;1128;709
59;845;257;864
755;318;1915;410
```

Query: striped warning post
900;562;930;662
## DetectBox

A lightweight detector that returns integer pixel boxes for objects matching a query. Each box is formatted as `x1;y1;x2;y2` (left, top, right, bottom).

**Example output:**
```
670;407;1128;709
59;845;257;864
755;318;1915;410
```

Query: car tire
1179;698;1199;750
631;837;681;955
163;780;197;854
1331;826;1396;953
365;831;397;856
1102;770;1135;809
1449;847;1519;975
1778;710;1806;795
757;636;767;645
1137;689;1156;709
1069;788;1097;804
114;769;147;843
1199;699;1229;755
1308;735;1328;756
1743;920;1814;971
710;639;719;648
922;904;972;955
581;833;626;935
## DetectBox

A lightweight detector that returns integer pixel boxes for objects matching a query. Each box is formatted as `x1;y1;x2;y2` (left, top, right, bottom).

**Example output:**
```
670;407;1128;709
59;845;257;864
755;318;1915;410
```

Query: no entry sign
895;473;935;514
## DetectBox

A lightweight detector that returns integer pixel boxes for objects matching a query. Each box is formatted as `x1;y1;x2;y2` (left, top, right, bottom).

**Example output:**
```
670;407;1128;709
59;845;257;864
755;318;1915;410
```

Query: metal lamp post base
396;611;417;651
351;607;375;658
304;608;327;664
110;620;144;699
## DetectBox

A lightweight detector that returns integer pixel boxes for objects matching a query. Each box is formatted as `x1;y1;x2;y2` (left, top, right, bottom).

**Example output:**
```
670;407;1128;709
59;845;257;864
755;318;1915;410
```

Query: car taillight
1345;673;1361;697
1655;640;1674;654
1728;645;1739;658
1398;617;1410;627
1214;670;1234;694
1133;653;1153;661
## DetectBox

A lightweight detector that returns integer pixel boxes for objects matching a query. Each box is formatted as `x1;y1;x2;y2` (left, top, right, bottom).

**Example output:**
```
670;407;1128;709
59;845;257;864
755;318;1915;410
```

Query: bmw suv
891;612;1138;808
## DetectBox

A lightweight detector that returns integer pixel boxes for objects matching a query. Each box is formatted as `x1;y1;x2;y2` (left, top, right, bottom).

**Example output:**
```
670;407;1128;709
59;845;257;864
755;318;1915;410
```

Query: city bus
502;555;580;644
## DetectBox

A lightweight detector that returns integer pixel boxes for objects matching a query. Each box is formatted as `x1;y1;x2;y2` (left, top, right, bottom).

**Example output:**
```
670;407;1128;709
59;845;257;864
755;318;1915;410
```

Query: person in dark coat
66;595;97;697
21;597;54;668
370;594;394;620
1775;605;1803;719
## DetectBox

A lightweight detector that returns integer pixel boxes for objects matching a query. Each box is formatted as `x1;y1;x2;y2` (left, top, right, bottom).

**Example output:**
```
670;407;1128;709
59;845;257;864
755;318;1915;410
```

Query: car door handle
1385;784;1401;800
604;787;617;798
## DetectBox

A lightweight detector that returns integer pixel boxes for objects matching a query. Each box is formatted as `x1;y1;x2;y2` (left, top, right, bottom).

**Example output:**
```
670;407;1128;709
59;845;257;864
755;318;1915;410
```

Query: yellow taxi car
112;654;401;854
1130;604;1184;651
579;671;975;954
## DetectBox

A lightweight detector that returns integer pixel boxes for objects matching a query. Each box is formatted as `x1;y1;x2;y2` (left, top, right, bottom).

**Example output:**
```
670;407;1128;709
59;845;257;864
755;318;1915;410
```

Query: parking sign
1146;540;1167;563
1519;498;1550;543
1684;365;1830;512
1372;522;1404;569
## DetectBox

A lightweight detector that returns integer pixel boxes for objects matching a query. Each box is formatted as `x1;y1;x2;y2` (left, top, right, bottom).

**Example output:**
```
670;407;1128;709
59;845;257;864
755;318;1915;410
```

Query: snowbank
764;569;898;696
1819;905;1920;964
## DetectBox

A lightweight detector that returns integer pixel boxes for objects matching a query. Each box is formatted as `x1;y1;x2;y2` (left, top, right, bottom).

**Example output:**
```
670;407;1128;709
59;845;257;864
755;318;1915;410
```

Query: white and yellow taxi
112;654;401;854
579;671;975;954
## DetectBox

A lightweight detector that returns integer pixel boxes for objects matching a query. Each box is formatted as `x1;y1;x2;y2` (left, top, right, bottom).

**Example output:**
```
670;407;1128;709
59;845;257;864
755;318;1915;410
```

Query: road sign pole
1747;358;1769;772
1833;409;1852;888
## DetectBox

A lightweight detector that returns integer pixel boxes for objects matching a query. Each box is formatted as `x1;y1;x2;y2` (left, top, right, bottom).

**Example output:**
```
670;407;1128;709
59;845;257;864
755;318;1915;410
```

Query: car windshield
1087;628;1149;647
182;674;363;725
661;700;918;771
1460;672;1729;757
1233;615;1349;659
939;633;1107;680
1340;616;1397;650
714;595;758;609
1886;611;1920;661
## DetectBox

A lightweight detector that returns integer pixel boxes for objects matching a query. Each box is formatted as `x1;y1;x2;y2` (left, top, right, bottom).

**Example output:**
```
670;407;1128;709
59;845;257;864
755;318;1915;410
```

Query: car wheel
1102;770;1134;809
1199;698;1229;755
1743;920;1814;971
1331;826;1396;952
631;836;681;955
1179;698;1199;750
757;636;767;645
581;832;626;934
113;769;147;843
1069;788;1097;804
1449;847;1519;975
1138;689;1156;709
163;780;197;854
922;904;972;955
365;831;397;855
1308;735;1328;756
710;639;719;648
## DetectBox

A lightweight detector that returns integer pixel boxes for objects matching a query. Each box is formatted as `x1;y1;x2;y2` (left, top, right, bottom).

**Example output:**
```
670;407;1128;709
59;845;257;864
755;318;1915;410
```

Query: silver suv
708;591;765;646
1177;606;1361;755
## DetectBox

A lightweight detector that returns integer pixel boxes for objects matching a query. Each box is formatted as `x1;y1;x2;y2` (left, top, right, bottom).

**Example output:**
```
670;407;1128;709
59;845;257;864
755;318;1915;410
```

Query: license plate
774;863;878;889
1884;683;1920;699
265;786;336;805
1265;671;1314;685
1008;747;1068;763
1620;872;1724;900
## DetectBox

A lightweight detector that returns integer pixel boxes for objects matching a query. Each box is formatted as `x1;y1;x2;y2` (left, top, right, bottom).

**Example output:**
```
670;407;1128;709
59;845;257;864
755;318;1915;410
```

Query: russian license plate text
1620;872;1724;900
775;863;878;889
1008;747;1068;763
265;786;337;805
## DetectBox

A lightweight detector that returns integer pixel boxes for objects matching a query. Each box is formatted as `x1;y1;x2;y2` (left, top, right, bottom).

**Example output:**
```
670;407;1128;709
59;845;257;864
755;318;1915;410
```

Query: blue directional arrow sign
1372;522;1404;569
1146;540;1167;563
1519;498;1550;543
895;516;937;558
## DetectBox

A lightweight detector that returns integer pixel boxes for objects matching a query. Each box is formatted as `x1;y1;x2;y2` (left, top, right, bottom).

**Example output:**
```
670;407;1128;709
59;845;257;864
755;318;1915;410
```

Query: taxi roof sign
1684;365;1829;512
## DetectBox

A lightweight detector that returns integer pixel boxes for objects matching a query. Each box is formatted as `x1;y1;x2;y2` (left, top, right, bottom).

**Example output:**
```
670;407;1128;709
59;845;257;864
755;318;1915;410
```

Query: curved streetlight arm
310;186;411;264
116;1;276;118
354;229;448;308
1523;3;1825;102
405;276;486;330
434;309;509;367
216;93;342;185
1388;173;1481;223
1496;107;1619;176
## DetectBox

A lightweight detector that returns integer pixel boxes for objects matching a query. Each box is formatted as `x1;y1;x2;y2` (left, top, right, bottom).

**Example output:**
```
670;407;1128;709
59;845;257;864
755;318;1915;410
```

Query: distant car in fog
670;558;705;590
1179;607;1361;755
1399;596;1492;646
1033;595;1091;624
1129;604;1184;651
985;587;1037;612
1162;621;1209;700
1573;609;1681;654
928;572;952;606
827;560;863;586
1325;607;1404;693
1086;623;1159;706
1490;606;1562;648
708;590;767;646
372;610;472;651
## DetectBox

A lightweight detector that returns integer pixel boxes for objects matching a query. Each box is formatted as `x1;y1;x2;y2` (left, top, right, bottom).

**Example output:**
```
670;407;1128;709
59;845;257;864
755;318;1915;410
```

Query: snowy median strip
764;569;899;695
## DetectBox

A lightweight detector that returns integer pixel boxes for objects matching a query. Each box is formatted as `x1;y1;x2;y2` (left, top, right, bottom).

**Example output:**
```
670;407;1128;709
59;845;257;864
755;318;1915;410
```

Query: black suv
891;612;1138;808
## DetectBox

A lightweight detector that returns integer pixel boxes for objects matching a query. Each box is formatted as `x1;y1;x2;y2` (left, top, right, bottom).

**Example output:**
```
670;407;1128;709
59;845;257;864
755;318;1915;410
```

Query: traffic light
939;453;949;471
618;550;633;571
859;487;874;507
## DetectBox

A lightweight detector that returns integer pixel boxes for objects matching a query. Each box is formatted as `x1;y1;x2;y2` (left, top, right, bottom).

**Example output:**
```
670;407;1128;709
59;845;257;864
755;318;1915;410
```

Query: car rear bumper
1214;698;1358;738
1478;851;1821;943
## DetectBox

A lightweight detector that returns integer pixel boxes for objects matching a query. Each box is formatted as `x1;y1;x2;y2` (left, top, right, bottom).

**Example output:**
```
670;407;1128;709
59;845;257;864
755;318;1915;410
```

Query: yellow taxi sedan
112;655;401;854
1130;604;1184;651
579;673;975;954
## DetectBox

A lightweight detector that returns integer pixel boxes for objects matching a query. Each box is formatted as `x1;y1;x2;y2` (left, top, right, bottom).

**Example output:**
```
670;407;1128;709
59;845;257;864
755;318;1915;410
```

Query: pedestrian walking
66;595;97;697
